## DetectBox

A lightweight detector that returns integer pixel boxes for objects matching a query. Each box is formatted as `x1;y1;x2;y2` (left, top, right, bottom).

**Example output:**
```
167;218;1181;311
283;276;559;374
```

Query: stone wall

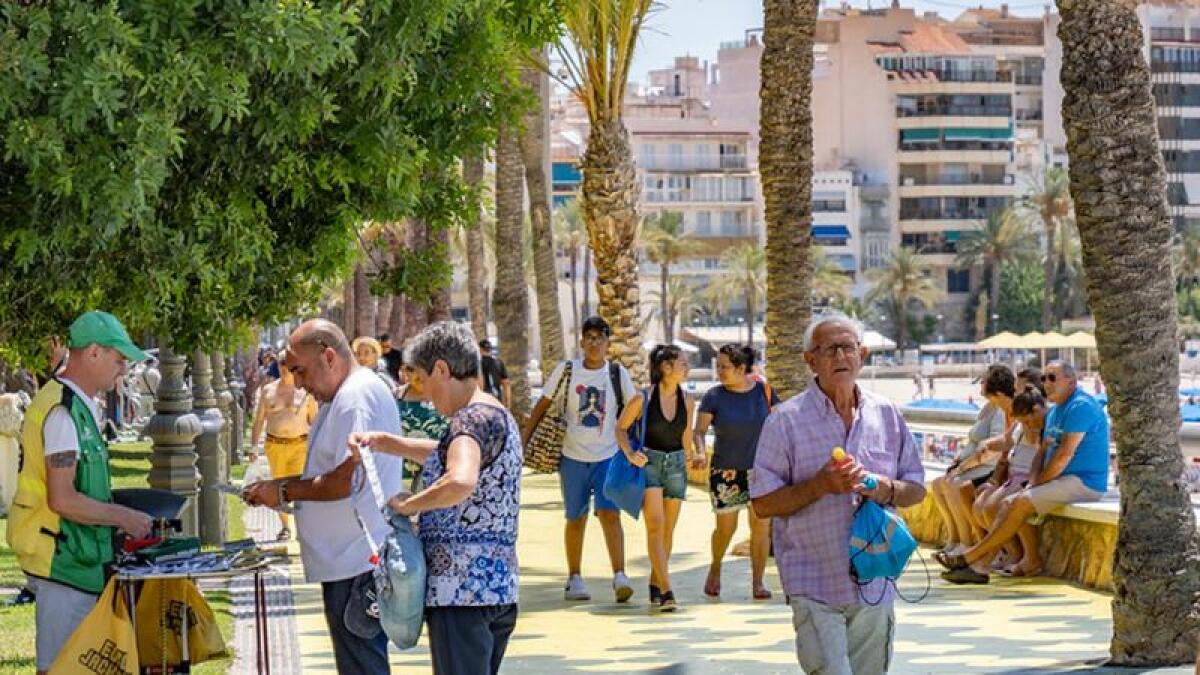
900;491;1116;591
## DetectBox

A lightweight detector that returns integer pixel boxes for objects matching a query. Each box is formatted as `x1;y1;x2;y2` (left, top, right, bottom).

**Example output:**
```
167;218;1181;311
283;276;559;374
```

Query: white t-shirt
541;359;636;463
43;378;103;458
296;367;402;583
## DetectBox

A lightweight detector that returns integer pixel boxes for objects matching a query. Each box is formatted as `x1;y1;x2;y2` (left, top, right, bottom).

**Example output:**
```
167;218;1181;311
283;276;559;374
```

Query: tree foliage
997;261;1044;334
0;0;555;366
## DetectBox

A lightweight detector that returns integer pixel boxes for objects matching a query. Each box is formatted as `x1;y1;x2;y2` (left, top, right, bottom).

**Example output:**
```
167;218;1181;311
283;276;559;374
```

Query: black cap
581;316;611;337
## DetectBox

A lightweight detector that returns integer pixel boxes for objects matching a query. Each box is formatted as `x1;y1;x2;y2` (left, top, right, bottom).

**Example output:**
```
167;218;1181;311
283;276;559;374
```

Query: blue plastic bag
375;513;427;649
848;499;918;582
603;390;649;519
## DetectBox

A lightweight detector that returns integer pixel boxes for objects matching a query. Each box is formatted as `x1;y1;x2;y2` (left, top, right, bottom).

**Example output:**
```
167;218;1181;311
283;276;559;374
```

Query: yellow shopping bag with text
135;578;226;667
49;578;139;675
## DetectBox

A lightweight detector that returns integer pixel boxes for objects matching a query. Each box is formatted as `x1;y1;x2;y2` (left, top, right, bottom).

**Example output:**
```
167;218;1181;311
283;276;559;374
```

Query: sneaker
613;572;633;603
6;588;34;606
564;574;591;601
277;527;291;542
657;590;678;613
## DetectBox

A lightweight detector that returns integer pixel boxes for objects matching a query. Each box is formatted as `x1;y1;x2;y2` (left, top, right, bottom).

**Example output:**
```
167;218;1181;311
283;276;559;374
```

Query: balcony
899;174;1012;186
900;209;994;220
1016;109;1044;121
1151;27;1200;43
1152;61;1200;74
644;189;756;204
637;154;749;171
1015;74;1043;86
887;69;1013;83
897;106;1012;118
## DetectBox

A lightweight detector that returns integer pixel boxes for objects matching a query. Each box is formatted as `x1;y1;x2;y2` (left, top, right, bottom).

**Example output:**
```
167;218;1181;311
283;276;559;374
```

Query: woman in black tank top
616;345;700;613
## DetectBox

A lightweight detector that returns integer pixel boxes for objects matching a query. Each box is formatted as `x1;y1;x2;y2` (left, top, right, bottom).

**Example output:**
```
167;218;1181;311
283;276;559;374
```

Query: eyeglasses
812;343;860;358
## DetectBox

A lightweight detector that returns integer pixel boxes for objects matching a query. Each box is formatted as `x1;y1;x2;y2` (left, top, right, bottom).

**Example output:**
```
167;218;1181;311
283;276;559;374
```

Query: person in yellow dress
249;351;317;541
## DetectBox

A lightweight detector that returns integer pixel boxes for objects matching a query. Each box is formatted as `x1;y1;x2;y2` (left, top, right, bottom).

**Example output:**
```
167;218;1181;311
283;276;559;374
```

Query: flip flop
752;586;773;601
941;567;989;584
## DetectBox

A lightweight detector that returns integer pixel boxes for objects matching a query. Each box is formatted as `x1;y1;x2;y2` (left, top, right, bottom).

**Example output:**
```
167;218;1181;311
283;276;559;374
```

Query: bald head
291;319;353;361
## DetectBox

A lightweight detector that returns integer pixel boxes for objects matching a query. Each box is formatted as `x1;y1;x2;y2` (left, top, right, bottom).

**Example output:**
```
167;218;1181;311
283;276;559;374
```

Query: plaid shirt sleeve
750;412;791;498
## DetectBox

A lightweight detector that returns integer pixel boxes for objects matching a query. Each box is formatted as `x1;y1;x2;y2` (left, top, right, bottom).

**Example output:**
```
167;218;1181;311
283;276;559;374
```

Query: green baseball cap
68;311;148;362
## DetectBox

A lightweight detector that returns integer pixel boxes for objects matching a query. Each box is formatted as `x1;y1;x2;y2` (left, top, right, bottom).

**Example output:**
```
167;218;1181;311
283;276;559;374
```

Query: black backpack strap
609;361;625;416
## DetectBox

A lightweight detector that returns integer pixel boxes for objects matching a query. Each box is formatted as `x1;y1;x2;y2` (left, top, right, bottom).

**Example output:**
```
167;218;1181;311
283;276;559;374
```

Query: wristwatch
278;480;292;506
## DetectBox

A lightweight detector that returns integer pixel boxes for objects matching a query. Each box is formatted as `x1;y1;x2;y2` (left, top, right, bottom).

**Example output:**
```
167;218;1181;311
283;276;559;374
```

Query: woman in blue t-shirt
693;344;779;600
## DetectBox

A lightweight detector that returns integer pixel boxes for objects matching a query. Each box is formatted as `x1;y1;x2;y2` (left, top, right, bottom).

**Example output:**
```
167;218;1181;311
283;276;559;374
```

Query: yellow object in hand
832;447;846;462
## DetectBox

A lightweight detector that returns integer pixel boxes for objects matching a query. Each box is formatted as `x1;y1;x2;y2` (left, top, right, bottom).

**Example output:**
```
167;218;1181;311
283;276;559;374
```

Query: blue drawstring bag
375;513;427;649
603;390;650;519
848;499;918;583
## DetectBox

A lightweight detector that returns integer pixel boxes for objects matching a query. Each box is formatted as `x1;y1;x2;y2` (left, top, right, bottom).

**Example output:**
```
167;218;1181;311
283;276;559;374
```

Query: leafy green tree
0;1;555;365
997;261;1044;334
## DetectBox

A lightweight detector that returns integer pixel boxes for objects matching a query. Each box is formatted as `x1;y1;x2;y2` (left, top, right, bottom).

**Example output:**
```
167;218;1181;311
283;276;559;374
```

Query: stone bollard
192;350;227;546
0;393;25;516
210;352;234;481
147;345;202;536
226;350;246;467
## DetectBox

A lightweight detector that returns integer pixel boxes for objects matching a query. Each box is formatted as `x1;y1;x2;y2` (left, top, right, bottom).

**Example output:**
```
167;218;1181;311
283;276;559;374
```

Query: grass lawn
0;441;251;673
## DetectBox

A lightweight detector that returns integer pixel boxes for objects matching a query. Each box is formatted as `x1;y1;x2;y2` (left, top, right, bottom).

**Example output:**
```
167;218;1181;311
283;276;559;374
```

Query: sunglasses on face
1042;373;1058;383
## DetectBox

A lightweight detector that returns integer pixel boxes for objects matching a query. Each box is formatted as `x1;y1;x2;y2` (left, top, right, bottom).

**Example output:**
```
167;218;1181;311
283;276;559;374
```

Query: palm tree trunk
989;264;1001;333
1057;0;1200;664
761;0;817;398
746;287;756;349
582;247;592;318
494;124;533;420
352;261;376;340
1043;220;1058;331
569;249;580;348
580;119;645;384
896;295;910;353
660;265;671;343
519;53;565;380
464;150;489;342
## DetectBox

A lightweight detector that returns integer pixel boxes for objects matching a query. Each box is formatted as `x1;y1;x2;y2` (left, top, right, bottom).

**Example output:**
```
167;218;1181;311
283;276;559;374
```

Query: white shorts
1024;474;1103;516
789;595;894;675
33;577;98;671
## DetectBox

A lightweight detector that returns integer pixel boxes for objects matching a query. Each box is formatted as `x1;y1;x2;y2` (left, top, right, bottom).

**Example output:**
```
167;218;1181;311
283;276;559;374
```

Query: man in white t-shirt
523;316;636;603
245;320;401;675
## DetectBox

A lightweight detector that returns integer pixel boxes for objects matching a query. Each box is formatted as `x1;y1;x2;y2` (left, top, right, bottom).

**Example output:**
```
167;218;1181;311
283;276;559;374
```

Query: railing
1016;109;1044;121
900;174;1013;186
637;155;749;170
897;106;1012;117
813;200;847;212
910;242;959;255
889;69;1013;83
1152;27;1188;42
1157;95;1200;107
1152;61;1200;74
898;140;1014;154
900;209;990;220
1015;74;1043;86
644;189;756;203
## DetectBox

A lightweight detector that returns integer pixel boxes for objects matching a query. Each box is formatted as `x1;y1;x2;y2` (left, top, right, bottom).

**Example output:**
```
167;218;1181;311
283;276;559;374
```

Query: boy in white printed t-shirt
523;316;637;604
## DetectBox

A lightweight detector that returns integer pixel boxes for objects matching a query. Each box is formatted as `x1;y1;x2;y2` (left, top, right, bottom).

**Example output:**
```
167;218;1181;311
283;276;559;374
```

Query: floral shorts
709;468;753;513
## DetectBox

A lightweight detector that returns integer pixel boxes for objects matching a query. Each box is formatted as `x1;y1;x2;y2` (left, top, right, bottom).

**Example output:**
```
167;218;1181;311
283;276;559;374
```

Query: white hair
802;312;865;352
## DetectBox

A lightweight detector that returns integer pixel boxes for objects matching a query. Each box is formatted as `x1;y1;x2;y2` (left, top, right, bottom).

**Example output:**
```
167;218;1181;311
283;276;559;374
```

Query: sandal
752;586;773;601
933;550;969;570
703;572;720;598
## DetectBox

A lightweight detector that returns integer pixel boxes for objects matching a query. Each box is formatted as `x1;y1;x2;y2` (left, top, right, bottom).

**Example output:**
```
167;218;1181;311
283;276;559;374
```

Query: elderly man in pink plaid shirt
752;314;926;675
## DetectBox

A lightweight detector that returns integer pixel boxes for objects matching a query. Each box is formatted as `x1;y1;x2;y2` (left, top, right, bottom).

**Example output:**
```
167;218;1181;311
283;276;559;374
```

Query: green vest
52;389;116;593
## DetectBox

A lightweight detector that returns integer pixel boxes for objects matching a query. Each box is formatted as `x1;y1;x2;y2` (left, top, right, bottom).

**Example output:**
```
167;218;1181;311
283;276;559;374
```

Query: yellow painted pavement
282;471;1190;674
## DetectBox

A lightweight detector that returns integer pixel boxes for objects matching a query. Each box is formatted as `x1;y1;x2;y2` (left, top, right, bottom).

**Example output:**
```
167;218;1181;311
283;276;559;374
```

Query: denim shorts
559;455;619;520
644;448;687;500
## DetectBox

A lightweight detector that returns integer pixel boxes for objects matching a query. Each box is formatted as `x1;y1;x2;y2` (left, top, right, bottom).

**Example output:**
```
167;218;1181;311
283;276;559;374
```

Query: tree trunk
494;124;532;420
582;247;592;319
569;249;580;348
352;261;375;340
519;52;565;381
464;150;489;342
989;263;1001;334
580;119;645;384
660;265;671;344
375;245;393;338
746;287;756;349
760;0;817;398
1043;219;1058;331
1057;0;1200;665
897;294;910;353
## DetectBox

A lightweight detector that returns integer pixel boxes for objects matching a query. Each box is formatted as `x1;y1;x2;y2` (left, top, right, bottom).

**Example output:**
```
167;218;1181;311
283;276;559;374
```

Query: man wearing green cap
7;311;153;674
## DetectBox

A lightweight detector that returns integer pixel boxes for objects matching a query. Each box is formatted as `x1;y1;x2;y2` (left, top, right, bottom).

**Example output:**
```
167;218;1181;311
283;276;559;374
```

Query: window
720;210;747;235
695;211;712;235
947;268;971;294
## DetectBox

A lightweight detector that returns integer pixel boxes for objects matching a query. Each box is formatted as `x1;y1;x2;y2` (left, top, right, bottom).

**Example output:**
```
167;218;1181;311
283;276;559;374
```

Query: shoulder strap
763;382;774;412
556;360;574;415
610;361;625;415
639;388;650;444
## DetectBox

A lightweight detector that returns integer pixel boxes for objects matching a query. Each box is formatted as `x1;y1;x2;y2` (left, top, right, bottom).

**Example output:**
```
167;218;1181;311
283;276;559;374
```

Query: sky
630;0;1051;85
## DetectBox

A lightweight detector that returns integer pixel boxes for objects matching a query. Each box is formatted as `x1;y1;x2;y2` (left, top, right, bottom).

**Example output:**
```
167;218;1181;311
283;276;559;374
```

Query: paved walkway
272;471;1190;674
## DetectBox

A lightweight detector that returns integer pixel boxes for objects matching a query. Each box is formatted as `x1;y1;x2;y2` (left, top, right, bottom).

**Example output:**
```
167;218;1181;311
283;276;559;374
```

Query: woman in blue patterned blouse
350;321;521;675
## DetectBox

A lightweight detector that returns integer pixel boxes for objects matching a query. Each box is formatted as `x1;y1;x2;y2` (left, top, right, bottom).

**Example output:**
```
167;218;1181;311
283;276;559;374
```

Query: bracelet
885;479;897;507
278;480;291;505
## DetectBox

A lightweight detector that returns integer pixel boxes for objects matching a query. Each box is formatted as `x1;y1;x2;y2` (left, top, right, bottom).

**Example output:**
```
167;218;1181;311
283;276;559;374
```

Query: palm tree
812;246;851;307
1015;166;1072;331
866;247;939;352
554;198;588;345
553;0;655;383
1057;0;1200;664
642;211;701;342
649;277;702;347
707;244;767;348
760;0;819;397
493;124;532;420
518;51;565;379
955;210;1036;334
1053;216;1088;321
463;149;489;342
